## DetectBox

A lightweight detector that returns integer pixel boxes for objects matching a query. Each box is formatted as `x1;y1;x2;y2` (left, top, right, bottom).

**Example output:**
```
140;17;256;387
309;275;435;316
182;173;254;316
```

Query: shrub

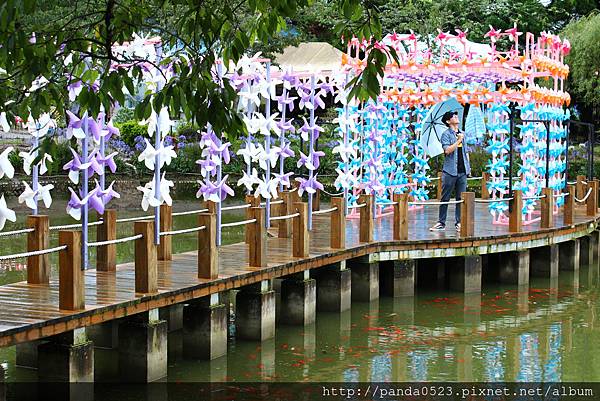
116;120;148;147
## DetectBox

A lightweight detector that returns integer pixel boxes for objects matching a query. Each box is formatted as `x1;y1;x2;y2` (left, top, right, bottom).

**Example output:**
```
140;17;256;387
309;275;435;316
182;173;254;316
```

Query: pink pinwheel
388;32;401;42
436;30;450;42
504;24;522;42
295;175;323;196
455;29;468;42
63;147;91;184
485;26;501;42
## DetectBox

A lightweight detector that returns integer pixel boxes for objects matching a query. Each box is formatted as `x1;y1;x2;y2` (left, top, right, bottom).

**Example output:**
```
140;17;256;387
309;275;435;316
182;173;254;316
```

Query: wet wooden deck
0;203;597;347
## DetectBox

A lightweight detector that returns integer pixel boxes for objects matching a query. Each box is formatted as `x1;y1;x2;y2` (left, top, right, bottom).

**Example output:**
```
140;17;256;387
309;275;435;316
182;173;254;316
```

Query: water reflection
0;260;597;384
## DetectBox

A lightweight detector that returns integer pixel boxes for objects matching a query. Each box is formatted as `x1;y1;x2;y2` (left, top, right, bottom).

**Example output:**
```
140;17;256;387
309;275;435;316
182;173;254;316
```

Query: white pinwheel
158;173;174;206
257;149;279;171
19;151;53;176
137;139;176;170
140;106;175;138
0;147;15;179
237;168;260;191
0;112;10;133
334;168;358;189
332;141;358;163
236;142;261;165
254;176;279;200
257;78;279;100
253;112;281;137
238;84;262;109
0;194;16;230
18;181;54;210
26;113;55;138
242;114;262;135
137;181;161;211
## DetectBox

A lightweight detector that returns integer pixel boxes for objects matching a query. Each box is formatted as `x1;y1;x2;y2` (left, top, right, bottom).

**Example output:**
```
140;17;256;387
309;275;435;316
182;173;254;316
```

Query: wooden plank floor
0;203;596;346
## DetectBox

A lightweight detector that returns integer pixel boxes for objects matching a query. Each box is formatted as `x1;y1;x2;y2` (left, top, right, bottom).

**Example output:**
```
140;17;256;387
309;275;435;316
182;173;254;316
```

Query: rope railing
553;192;569;198
312;206;339;215
467;176;484;180
221;204;251;211
87;234;143;247
50;220;104;231
522;195;547;201
0;245;67;261
474;198;514;203
409;199;464;206
270;213;300;221
321;189;344;197
0;227;35;237
115;215;154;223
172;208;208;217
348;203;367;209
159;226;206;237
260;199;284;207
575;188;593;203
221;218;257;228
375;201;398;206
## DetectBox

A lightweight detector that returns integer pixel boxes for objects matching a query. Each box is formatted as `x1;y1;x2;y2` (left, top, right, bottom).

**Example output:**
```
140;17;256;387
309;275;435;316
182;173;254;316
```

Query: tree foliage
562;11;600;119
0;0;390;138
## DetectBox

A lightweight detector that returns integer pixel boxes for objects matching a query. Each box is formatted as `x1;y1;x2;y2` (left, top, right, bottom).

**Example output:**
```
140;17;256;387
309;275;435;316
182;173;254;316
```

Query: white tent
273;42;344;72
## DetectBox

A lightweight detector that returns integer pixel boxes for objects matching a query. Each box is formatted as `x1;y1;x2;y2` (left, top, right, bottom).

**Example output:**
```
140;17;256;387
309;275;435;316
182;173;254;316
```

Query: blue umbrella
419;98;464;157
465;104;486;143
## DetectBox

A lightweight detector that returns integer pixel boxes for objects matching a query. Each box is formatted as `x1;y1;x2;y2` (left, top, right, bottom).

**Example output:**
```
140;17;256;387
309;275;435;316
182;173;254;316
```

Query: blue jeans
438;172;467;225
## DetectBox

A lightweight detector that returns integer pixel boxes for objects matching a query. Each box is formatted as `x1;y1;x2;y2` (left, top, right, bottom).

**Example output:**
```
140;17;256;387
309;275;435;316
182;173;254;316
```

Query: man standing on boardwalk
429;111;471;232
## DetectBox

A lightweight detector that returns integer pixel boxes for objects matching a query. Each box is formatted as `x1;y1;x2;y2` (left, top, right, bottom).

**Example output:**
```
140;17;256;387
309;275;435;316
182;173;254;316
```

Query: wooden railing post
540;187;554;228
58;230;84;311
293;202;309;257
245;195;260;244
576;175;586;200
586;179;599;217
97;209;117;271
134;221;158;294
436;172;443;200
291;181;301;204
564;184;575;225
248;207;266;267
509;190;523;233
481;172;490;199
27;215;49;284
330;197;346;249
393;193;408;240
198;212;217;279
158;204;172;261
277;191;292;238
359;194;373;243
312;189;321;212
460;192;475;237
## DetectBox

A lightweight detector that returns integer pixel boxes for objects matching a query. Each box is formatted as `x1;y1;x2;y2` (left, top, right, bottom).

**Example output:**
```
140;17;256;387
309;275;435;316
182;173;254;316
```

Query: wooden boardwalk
0;202;597;348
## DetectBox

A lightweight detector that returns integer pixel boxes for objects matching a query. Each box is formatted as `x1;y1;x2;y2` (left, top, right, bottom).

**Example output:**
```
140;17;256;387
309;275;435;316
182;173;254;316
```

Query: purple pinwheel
276;118;295;134
196;157;219;177
87;186;105;215
274;172;293;188
311;150;325;170
214;175;234;201
63;147;91;184
86;150;104;176
273;142;295;159
99;181;120;204
96;151;118;173
319;81;334;95
281;70;299;88
276;94;297;112
297;151;315;171
295;174;324;196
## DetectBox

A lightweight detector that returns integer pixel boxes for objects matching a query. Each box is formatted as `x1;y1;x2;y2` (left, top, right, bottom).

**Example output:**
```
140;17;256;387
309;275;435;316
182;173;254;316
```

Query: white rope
87;234;143;247
290;187;298;193
409;200;464;206
567;181;576;185
115;215;154;223
172;209;208;217
221;204;252;211
475;198;514;203
467;176;484;180
321;189;344;197
348;203;367;209
553;193;569;198
0;245;67;261
0;228;35;237
221;218;257;228
522;195;547;201
260;199;284;206
312;206;339;215
159;226;206;237
50;220;104;231
270;213;300;221
575;188;593;203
